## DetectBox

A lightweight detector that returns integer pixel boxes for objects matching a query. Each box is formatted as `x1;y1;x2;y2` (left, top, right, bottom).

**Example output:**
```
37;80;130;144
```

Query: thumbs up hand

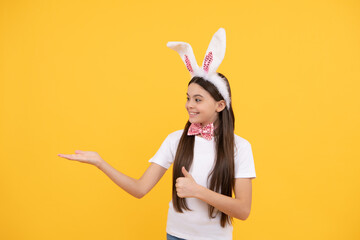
175;166;201;198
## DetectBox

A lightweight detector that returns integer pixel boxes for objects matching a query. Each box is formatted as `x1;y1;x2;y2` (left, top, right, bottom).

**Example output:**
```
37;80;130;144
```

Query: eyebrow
187;93;204;98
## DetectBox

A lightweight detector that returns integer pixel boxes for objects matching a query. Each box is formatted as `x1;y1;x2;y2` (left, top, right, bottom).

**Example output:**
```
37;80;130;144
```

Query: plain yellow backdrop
1;0;359;239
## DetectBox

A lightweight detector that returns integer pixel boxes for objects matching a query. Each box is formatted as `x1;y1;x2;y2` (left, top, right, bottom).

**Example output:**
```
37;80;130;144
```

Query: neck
201;119;219;129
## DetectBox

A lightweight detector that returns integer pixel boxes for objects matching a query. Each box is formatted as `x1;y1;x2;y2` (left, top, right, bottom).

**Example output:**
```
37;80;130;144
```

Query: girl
58;28;256;240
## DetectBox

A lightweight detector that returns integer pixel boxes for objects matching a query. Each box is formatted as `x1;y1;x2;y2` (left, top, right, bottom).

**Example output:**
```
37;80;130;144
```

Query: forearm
195;185;249;220
96;160;143;199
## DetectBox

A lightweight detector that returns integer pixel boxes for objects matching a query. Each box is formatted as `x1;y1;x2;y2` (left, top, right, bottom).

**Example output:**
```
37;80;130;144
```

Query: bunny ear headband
166;27;230;109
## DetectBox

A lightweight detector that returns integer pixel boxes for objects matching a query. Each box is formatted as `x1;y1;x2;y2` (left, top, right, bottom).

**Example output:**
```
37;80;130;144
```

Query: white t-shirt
148;129;256;240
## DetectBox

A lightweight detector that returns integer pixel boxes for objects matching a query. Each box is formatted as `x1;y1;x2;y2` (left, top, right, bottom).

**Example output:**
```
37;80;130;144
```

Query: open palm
58;150;103;167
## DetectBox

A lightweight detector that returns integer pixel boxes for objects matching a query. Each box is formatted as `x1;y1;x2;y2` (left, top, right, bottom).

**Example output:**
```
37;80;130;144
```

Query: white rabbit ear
202;28;226;74
167;41;200;76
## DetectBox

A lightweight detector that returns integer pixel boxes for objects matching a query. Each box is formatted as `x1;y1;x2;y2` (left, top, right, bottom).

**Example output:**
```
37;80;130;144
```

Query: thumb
182;166;192;178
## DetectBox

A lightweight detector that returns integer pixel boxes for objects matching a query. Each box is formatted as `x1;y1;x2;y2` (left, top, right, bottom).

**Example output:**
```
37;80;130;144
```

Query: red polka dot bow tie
187;122;215;141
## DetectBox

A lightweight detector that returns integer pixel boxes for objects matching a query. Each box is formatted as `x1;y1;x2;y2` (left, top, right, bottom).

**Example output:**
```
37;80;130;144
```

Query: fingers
175;177;184;188
182;166;194;180
58;154;71;159
57;150;85;158
175;177;181;187
176;177;185;184
175;182;182;198
182;166;189;177
57;153;81;160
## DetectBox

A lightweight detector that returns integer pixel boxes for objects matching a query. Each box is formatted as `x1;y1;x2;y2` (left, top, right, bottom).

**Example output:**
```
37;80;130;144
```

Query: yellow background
1;0;359;239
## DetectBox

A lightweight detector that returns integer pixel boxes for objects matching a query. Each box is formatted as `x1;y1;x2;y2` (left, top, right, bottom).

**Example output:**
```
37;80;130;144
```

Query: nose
186;99;195;109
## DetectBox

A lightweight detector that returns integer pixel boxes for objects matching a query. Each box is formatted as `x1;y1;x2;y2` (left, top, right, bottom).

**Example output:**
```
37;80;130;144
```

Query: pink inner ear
203;51;213;72
184;55;193;73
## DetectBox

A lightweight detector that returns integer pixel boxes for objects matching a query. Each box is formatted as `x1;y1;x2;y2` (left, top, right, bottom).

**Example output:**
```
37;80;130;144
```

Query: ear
216;100;226;112
167;41;200;76
201;28;226;74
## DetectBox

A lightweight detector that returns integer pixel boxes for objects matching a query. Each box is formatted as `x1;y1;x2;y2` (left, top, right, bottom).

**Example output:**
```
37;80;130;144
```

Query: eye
186;97;201;102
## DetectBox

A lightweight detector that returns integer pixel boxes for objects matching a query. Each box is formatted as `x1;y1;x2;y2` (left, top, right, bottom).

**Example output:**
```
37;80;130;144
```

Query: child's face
186;83;226;127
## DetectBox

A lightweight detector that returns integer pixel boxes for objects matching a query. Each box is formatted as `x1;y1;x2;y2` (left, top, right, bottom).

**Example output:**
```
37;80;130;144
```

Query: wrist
95;159;105;169
195;184;206;199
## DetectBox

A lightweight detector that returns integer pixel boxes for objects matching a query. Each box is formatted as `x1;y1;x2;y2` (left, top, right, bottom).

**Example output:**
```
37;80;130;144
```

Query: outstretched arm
97;161;167;199
58;150;167;199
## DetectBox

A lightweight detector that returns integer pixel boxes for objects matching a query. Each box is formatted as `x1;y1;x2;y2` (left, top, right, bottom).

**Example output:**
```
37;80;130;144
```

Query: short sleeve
234;140;256;179
148;131;181;169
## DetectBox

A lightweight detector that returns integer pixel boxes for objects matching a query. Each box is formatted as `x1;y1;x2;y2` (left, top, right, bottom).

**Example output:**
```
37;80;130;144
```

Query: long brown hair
172;72;235;228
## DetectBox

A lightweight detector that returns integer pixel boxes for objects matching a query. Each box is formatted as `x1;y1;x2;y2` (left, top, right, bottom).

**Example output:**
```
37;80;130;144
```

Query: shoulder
163;129;184;144
234;133;252;152
167;129;184;138
234;133;251;145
